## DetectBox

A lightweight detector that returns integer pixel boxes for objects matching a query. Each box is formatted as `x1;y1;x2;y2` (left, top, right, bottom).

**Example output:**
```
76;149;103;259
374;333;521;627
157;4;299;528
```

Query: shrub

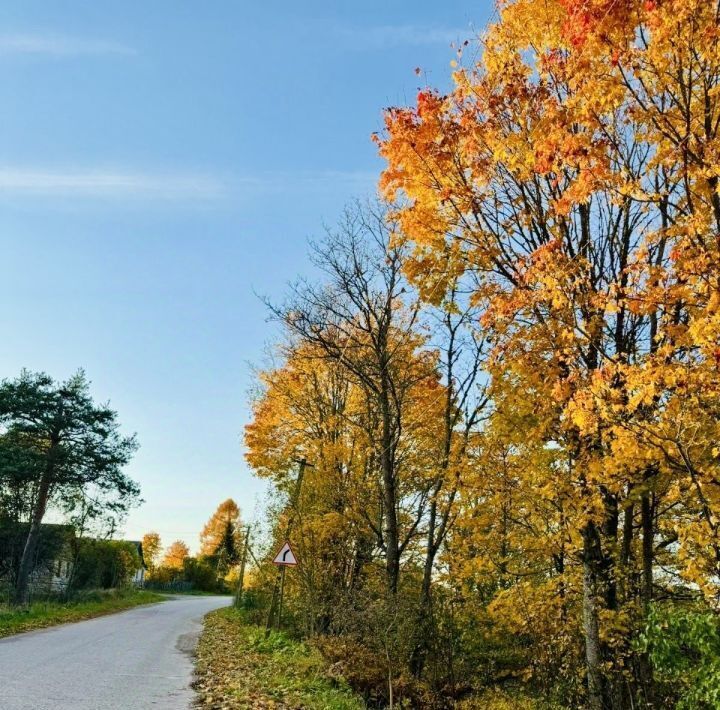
637;602;720;709
146;556;229;593
70;539;141;590
183;557;225;592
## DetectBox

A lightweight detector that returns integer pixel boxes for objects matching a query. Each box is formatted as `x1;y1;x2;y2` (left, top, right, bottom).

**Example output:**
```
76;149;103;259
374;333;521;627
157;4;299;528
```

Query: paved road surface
0;595;231;709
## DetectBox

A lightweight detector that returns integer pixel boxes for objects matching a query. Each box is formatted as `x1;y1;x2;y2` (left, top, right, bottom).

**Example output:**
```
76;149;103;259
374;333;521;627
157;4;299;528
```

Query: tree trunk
348;535;371;592
641;491;654;606
601;488;619;611
13;469;53;606
380;384;399;594
638;486;656;704
408;531;436;677
620;500;634;602
582;524;606;710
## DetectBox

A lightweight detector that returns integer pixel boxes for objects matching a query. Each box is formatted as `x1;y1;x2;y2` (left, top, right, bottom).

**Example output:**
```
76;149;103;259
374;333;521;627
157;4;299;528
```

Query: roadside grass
194;606;365;709
456;687;568;709
0;587;165;638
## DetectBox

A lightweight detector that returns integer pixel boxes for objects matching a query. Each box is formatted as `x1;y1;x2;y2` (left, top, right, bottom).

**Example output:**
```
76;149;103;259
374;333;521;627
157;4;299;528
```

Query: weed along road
0;595;231;709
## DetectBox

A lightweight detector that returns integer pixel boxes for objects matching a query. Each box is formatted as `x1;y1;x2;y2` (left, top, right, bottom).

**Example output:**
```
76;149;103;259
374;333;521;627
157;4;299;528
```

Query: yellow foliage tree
378;0;720;705
199;498;242;558
141;531;162;571
162;539;190;570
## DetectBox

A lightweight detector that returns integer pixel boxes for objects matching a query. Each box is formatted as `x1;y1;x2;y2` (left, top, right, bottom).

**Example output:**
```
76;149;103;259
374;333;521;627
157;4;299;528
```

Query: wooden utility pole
277;566;287;630
234;525;252;608
265;457;311;635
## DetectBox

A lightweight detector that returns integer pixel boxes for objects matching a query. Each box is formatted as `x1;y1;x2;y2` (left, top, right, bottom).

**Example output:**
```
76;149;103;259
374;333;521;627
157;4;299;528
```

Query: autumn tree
199;498;242;562
267;202;441;595
0;370;139;606
245;202;495;702
377;0;720;706
406;279;489;677
246;345;377;632
162;539;190;570
240;1;720;705
141;531;162;571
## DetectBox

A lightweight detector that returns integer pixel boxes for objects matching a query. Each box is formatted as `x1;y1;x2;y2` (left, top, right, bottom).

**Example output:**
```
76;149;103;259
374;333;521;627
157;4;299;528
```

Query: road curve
0;594;231;709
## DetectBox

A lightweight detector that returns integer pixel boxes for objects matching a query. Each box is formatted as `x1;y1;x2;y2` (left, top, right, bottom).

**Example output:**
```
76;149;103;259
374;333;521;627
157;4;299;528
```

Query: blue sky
0;1;491;553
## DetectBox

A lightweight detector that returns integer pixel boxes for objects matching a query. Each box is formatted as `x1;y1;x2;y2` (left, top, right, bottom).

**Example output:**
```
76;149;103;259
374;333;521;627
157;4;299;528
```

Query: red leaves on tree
557;0;637;47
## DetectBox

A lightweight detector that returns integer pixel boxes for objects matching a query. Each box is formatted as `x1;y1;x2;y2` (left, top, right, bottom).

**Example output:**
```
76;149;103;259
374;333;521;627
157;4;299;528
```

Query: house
30;525;76;593
0;523;76;595
124;540;147;587
1;525;148;594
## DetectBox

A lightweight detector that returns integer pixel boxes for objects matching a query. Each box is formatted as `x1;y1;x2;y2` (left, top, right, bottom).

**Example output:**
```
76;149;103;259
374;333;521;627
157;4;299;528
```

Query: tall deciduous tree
377;0;720;704
163;539;190;570
199;498;241;558
0;370;139;606
142;531;162;571
269;203;438;594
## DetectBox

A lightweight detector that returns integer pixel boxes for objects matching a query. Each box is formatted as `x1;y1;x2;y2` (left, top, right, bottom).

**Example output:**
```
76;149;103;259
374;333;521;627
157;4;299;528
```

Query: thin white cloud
267;169;377;190
0;167;377;201
0;168;229;200
0;33;136;57
333;23;473;49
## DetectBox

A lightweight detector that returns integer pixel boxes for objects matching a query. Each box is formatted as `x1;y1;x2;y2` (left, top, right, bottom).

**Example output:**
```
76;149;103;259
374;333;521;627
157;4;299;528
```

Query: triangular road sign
272;541;298;566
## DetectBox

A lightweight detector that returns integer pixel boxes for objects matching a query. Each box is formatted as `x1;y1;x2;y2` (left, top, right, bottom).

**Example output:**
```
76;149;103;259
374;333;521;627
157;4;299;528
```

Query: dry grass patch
194;607;365;709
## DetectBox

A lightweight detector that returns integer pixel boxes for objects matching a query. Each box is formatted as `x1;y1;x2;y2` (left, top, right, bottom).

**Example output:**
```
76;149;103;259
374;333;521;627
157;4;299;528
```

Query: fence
143;580;195;593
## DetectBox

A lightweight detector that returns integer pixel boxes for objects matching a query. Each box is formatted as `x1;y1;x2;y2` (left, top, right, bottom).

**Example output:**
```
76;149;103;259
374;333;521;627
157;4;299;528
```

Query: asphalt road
0;594;231;709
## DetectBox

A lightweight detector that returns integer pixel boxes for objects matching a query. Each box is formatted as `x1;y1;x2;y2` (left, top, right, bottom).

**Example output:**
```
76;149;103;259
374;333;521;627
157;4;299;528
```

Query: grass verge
0;587;165;638
194;607;365;709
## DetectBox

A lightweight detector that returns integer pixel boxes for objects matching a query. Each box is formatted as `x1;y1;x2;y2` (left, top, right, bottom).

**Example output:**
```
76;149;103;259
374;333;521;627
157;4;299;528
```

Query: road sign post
270;540;298;629
265;459;310;636
277;567;286;630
